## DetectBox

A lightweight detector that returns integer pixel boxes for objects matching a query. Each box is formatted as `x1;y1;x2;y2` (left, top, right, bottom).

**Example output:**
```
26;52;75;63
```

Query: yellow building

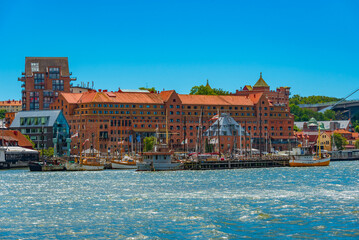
0;100;22;113
318;131;332;151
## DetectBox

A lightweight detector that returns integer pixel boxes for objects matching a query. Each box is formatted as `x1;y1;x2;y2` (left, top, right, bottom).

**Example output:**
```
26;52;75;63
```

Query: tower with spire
252;72;270;91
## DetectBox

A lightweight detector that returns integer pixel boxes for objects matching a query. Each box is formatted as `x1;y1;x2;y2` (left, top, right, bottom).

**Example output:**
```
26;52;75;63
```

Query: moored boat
65;157;105;171
111;156;137;169
29;158;66;171
137;144;183;171
289;147;330;167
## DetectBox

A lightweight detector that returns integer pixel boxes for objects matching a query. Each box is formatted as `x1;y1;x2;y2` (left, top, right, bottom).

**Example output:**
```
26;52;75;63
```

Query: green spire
253;72;269;88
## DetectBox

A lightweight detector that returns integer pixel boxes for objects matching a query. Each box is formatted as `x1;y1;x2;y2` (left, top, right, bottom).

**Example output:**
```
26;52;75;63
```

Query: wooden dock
183;157;289;170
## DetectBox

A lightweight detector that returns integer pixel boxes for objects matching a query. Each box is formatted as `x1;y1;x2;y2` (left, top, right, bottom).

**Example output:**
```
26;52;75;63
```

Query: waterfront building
50;74;294;154
18;57;77;111
294;118;359;151
203;113;247;153
233;72;291;107
0;100;22;112
0;129;34;149
10;110;70;156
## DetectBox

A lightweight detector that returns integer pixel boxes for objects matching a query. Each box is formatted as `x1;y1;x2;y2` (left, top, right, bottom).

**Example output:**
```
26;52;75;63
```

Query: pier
183;156;290;170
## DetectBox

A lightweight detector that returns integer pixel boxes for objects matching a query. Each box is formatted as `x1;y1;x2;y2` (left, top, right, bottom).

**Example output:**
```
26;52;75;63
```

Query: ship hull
111;161;137;169
65;162;104;171
137;162;183;171
29;162;66;171
289;157;330;167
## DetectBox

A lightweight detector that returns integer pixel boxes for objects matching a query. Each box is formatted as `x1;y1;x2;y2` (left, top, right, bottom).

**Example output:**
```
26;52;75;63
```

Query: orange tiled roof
1;130;34;149
75;91;164;104
61;93;83;104
0;100;22;106
248;93;264;104
159;90;175;102
333;129;352;134
178;94;254;106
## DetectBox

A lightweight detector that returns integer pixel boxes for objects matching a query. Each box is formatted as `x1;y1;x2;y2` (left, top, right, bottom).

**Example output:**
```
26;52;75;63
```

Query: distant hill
289;95;339;122
289;94;340;105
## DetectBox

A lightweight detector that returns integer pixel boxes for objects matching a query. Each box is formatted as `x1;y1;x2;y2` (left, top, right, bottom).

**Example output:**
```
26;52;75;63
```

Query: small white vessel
137;144;183;171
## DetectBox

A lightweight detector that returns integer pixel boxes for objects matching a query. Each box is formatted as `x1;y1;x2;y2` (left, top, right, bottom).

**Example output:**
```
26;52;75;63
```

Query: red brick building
18;57;76;111
50;74;294;153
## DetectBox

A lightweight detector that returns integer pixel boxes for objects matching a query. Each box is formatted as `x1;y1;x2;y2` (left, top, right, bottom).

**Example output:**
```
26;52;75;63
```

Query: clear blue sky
1;0;358;100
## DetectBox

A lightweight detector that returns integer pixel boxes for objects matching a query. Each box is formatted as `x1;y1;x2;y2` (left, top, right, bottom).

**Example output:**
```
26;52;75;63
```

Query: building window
34;73;45;89
49;68;60;79
52;80;64;91
31;63;39;72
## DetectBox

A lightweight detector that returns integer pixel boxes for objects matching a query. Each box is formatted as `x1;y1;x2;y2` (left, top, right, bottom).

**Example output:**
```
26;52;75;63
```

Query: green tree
190;85;230;95
289;95;340;105
40;147;54;157
143;136;156;152
139;87;156;92
213;88;230;95
190;85;216;95
333;133;348;150
355;140;359;149
323;110;336;120
0;109;7;119
24;135;36;149
293;125;301;132
355;125;359;133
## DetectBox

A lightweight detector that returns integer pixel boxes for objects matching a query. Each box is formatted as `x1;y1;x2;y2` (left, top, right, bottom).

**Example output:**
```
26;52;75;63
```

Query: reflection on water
1;162;359;239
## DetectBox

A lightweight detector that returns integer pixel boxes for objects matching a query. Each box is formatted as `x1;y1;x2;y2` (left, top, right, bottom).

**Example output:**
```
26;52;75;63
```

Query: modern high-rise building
18;57;76;111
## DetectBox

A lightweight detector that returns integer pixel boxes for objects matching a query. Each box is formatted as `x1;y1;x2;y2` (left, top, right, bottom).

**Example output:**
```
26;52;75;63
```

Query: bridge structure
298;88;359;118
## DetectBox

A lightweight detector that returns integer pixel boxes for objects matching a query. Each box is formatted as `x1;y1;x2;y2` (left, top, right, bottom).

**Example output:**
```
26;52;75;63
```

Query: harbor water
1;161;358;239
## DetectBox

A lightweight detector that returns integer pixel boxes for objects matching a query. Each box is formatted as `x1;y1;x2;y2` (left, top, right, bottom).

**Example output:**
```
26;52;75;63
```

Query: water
1;162;358;239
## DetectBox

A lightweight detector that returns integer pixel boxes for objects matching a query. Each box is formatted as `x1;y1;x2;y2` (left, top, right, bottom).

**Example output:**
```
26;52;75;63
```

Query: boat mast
239;123;242;156
196;107;202;153
244;120;247;158
217;110;220;155
120;118;123;160
183;116;186;154
259;100;262;158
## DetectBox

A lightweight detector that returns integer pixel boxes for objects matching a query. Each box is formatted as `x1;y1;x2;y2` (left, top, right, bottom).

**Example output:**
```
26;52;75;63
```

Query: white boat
137;144;183;171
65;157;105;171
289;147;330;167
111;156;137;169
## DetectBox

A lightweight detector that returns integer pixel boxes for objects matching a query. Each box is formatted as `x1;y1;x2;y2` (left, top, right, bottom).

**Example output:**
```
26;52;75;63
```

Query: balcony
18;77;25;82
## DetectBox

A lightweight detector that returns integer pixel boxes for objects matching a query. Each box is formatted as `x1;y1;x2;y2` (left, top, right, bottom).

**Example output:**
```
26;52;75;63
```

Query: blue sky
0;0;358;100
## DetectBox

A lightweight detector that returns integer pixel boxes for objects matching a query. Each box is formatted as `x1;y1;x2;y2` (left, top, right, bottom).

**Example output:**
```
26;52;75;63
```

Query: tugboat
137;144;183;171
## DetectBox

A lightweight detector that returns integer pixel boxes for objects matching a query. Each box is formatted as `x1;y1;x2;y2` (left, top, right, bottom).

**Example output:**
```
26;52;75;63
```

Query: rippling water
1;161;359;239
